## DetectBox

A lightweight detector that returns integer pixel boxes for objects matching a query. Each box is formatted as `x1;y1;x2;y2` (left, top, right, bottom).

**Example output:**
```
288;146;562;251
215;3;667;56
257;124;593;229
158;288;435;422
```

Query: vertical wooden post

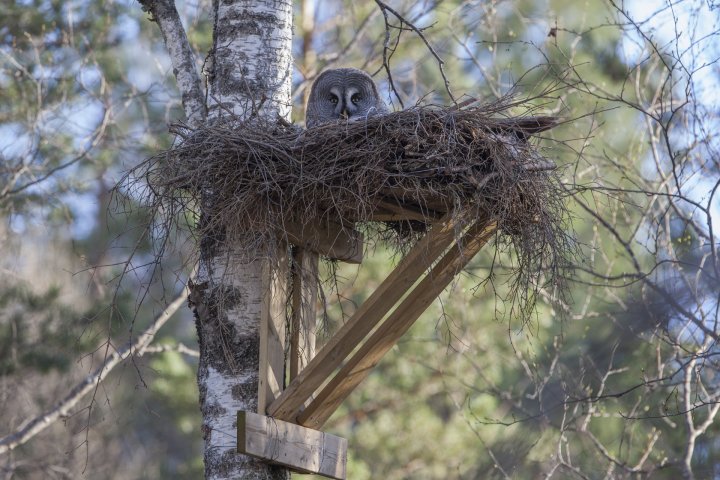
290;247;319;380
258;244;290;414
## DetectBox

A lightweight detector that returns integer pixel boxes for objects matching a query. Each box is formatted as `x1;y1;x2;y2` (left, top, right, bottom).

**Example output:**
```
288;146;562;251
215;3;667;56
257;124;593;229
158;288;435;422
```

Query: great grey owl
305;68;388;128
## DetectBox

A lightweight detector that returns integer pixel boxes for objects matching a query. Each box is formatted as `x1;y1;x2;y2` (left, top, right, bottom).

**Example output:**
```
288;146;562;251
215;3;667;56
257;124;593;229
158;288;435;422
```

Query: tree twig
374;0;455;105
138;0;206;125
0;292;187;455
142;342;199;358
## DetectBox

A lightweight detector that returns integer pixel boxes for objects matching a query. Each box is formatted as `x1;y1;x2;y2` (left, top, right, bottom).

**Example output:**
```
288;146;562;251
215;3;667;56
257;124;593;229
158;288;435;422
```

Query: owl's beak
339;109;349;120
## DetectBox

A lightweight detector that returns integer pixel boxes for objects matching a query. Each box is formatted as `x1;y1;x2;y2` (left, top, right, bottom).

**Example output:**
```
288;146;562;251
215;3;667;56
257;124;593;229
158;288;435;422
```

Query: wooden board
258;247;289;413
237;411;347;480
297;220;497;429
284;219;364;264
290;247;319;380
372;199;443;222
267;212;467;421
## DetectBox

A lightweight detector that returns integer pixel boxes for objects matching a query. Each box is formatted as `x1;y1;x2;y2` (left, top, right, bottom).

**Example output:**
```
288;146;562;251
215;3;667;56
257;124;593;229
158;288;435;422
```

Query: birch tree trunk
195;1;293;478
140;0;293;476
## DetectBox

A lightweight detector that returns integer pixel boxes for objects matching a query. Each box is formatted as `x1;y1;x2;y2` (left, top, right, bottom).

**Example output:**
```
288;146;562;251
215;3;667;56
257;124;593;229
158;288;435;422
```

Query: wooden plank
297;220;497;429
379;188;452;213
284;219;363;264
258;246;289;413
373;200;443;222
290;247;319;380
267;212;465;421
237;410;347;479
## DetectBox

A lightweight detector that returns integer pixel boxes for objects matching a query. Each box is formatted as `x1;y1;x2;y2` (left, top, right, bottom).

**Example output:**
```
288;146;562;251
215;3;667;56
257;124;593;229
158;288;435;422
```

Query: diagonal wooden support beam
267;211;466;420
297;220;497;429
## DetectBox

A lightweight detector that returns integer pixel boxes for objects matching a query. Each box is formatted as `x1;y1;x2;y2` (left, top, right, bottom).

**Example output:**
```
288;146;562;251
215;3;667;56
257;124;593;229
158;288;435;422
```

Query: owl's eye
329;94;339;104
351;93;362;104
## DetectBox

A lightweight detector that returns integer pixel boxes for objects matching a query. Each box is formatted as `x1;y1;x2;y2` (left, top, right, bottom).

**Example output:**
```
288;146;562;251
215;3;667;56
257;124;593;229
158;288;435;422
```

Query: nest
126;97;574;320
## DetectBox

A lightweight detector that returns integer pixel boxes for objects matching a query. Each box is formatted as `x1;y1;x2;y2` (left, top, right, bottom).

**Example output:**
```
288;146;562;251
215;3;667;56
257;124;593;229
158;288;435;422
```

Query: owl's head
305;68;387;128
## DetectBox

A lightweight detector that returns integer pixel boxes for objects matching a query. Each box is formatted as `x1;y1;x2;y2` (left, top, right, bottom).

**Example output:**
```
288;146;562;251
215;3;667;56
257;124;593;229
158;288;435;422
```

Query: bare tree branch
374;0;456;105
138;0;206;125
143;342;199;358
0;292;187;456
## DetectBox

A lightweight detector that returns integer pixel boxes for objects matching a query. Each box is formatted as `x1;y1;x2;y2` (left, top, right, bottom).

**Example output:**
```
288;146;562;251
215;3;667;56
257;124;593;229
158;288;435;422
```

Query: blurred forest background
1;0;719;478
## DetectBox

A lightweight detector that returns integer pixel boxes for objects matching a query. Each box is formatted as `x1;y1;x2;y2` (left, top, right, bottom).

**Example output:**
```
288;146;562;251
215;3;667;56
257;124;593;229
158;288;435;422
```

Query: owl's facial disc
305;68;385;128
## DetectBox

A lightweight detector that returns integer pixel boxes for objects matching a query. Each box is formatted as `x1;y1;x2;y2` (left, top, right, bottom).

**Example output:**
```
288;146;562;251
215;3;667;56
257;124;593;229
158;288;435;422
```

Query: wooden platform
268;213;496;428
237;119;556;479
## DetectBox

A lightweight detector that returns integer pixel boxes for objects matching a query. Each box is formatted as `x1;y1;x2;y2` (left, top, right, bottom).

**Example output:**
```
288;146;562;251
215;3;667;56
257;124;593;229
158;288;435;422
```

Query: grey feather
305;68;388;128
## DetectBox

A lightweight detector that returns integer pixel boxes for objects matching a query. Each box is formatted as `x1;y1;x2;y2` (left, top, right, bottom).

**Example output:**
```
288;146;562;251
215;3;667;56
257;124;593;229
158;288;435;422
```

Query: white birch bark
206;0;293;121
194;1;293;478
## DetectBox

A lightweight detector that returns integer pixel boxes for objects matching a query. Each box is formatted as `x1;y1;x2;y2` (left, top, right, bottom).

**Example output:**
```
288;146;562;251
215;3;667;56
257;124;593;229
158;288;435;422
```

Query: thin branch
374;0;456;105
142;342;199;358
1;104;112;199
138;0;206;125
0;292;187;455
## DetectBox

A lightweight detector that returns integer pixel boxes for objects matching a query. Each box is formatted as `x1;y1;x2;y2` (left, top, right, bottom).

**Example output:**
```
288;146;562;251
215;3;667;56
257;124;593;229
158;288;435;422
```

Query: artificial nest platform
150;100;560;229
132;97;572;300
